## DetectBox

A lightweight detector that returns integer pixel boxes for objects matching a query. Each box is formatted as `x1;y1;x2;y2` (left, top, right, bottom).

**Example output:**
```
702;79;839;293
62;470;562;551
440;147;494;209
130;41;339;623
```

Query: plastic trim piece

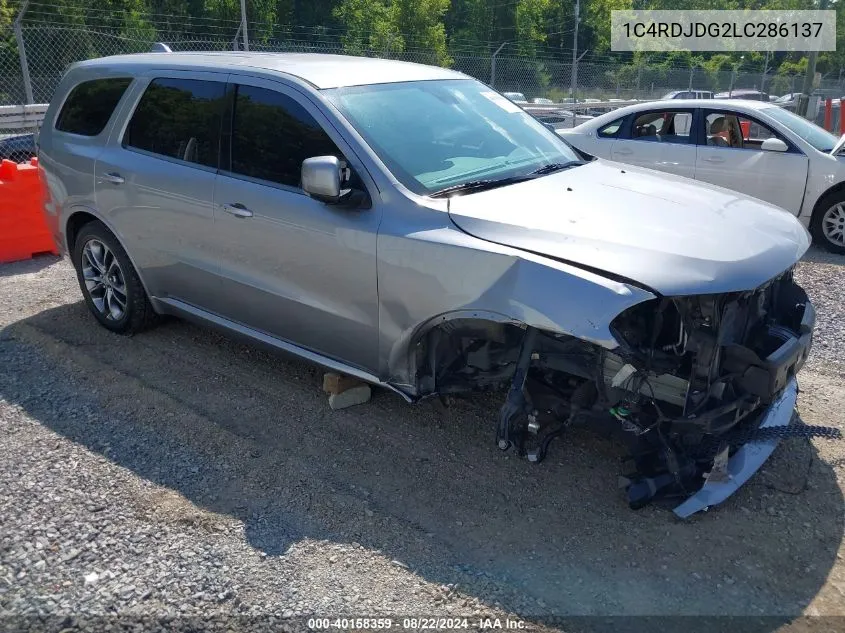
673;377;798;519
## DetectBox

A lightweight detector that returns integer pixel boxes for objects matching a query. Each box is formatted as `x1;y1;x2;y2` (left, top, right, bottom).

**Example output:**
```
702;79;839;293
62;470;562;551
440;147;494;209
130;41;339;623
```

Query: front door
212;77;381;372
695;109;809;213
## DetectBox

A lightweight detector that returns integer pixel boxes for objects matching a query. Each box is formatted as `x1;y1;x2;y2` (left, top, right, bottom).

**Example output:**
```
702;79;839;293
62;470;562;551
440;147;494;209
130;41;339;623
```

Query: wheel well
812;181;845;219
411;318;604;402
65;211;100;252
413;318;527;396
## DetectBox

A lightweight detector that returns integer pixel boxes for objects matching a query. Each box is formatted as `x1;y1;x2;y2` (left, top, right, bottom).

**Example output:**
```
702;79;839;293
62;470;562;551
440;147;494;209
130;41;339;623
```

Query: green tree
333;0;402;56
395;0;451;65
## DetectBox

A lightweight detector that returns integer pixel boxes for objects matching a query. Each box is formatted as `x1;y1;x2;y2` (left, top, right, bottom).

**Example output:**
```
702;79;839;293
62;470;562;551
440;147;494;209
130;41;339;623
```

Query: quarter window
631;111;692;144
598;118;623;138
124;77;226;169
229;84;342;188
55;78;132;136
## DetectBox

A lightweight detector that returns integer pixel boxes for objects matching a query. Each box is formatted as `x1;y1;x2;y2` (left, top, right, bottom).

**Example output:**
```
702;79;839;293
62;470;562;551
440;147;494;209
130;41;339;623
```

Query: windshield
325;79;582;195
763;106;839;152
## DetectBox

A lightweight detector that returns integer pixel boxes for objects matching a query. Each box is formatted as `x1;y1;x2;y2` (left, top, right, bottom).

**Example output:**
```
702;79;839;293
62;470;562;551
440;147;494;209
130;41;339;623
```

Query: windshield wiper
526;161;584;176
429;176;530;198
429;161;585;198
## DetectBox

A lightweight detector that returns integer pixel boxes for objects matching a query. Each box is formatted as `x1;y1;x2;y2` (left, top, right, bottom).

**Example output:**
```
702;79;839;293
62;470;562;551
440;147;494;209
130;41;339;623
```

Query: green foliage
1;0;830;80
333;0;402;56
395;0;451;65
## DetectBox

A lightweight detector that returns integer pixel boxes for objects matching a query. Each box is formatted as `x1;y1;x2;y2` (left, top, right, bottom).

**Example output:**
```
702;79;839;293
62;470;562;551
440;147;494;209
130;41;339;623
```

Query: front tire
71;221;158;334
811;192;845;255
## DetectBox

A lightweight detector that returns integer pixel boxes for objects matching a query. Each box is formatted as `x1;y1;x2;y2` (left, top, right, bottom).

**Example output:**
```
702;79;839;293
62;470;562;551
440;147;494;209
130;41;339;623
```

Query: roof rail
150;43;172;53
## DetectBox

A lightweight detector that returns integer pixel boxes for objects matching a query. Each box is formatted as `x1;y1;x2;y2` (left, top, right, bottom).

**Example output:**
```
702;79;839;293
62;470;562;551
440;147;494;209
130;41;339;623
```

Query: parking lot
1;251;844;630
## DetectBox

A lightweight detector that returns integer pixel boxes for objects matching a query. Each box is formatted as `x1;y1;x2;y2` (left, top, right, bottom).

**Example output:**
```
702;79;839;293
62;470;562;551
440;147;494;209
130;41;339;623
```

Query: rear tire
71;221;158;334
810;192;845;255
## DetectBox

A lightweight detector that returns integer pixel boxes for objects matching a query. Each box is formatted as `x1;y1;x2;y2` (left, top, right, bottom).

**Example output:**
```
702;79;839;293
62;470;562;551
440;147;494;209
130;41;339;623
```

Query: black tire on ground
810;191;845;255
71;220;159;334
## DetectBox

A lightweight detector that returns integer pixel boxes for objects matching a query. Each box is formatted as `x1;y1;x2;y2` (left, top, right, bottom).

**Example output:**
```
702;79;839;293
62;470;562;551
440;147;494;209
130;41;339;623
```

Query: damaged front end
424;267;838;516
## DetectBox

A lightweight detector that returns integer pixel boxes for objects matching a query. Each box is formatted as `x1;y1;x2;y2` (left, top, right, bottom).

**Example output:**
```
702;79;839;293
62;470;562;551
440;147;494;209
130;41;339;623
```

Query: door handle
222;203;254;218
101;172;124;185
703;156;725;164
614;148;633;156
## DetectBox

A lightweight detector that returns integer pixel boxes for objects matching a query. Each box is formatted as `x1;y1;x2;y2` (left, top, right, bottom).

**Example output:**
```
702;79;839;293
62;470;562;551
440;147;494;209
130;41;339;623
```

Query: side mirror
302;155;371;209
302;156;342;203
760;137;788;153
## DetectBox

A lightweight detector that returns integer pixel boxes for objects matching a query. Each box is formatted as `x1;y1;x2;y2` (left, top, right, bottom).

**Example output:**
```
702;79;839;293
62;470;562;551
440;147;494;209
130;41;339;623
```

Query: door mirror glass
760;137;789;152
302;156;342;203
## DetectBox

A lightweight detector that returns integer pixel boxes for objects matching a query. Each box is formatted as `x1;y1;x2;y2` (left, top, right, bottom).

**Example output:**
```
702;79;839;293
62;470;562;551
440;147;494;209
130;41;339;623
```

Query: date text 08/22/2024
307;617;527;630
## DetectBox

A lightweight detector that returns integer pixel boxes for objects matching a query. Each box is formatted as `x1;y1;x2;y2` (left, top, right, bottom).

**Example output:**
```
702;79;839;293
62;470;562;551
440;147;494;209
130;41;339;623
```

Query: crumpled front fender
377;224;656;392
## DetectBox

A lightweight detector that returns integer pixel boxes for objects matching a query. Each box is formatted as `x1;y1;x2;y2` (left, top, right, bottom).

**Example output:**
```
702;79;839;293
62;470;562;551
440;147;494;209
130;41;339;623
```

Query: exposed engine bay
416;267;841;515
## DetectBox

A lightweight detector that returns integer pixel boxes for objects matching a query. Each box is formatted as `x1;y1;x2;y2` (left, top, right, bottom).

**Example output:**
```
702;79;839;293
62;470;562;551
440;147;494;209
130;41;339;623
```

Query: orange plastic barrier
840;97;845;135
0;157;58;263
824;98;833;131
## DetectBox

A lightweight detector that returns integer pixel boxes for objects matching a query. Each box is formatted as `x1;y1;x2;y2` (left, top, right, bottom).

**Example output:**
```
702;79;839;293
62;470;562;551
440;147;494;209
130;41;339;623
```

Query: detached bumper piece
672;378;797;518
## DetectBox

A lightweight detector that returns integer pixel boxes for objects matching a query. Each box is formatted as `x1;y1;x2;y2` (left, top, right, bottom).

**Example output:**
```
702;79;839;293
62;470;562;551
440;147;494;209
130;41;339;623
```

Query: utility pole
14;0;33;105
491;41;508;89
570;0;580;105
798;50;819;116
729;56;744;97
239;0;249;51
760;49;770;95
798;0;828;117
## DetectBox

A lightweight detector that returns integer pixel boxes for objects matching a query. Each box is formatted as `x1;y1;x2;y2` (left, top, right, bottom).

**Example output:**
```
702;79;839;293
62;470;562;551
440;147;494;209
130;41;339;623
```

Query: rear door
38;75;134;247
610;108;698;178
95;71;229;309
695;109;808;212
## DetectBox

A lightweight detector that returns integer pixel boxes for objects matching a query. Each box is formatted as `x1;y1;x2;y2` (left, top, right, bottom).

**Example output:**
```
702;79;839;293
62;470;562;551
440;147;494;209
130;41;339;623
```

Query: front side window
229;84;342;188
631;111;692;144
124;77;226;169
325;79;582;195
55;78;132;136
704;111;785;150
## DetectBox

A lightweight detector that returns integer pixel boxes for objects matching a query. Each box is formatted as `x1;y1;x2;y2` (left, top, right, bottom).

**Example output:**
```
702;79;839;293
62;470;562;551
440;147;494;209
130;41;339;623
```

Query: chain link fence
3;6;845;144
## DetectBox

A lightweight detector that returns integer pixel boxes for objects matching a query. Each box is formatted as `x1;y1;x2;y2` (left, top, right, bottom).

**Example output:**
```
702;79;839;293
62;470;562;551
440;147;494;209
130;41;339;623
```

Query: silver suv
39;52;816;516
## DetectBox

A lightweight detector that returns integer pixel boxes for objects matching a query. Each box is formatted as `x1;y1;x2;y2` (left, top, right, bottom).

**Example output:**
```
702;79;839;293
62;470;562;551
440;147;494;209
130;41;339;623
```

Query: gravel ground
0;248;844;632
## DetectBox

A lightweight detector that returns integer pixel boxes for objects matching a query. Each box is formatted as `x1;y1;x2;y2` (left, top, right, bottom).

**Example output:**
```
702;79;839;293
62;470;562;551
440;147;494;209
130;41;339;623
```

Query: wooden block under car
322;371;365;395
322;372;372;410
328;385;372;410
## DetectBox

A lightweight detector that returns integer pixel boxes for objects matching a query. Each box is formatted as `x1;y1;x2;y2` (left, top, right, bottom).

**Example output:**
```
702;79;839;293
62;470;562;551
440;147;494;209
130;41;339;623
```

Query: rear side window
229;84;342;188
124;77;226;169
632;110;692;144
55;78;132;136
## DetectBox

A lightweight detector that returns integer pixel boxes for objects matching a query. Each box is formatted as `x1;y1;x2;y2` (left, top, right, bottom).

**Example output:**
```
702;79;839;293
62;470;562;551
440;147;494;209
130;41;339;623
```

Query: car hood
446;160;810;296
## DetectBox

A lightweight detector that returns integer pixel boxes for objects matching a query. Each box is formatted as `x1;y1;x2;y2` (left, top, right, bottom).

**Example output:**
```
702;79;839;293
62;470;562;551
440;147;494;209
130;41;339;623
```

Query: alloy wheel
822;202;845;248
81;238;128;321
